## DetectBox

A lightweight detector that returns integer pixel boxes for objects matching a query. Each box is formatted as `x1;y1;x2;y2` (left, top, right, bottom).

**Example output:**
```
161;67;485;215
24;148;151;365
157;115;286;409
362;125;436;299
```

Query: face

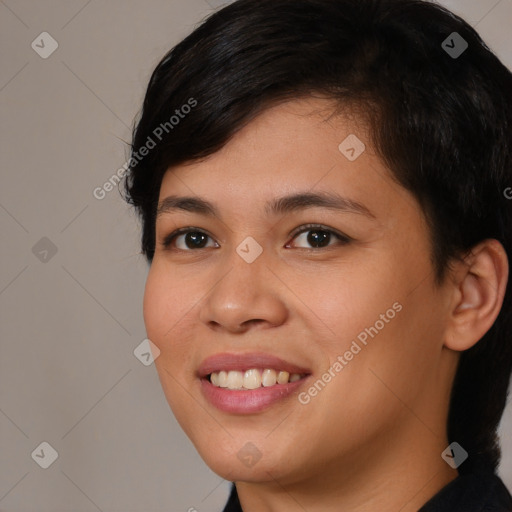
143;98;455;486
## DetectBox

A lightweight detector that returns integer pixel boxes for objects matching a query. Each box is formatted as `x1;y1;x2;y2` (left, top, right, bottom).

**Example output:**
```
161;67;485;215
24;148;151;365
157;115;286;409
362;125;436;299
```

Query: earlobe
444;239;509;352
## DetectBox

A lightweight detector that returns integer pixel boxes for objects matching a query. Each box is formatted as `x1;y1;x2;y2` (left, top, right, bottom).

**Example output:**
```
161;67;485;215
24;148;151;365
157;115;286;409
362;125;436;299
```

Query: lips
197;352;311;378
197;352;312;414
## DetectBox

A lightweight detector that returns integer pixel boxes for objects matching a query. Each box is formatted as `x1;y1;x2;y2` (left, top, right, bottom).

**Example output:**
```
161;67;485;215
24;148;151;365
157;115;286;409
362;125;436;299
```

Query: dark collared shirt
222;473;512;511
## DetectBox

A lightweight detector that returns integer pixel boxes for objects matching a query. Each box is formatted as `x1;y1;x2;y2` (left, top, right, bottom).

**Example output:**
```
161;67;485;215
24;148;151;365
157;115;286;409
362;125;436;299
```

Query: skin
143;98;508;511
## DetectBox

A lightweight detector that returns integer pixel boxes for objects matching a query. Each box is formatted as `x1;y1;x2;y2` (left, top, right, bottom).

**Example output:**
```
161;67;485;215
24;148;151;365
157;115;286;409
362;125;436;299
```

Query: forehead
156;98;412;223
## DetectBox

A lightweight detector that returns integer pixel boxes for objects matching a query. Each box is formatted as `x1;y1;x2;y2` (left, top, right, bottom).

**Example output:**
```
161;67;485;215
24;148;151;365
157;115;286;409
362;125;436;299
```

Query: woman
123;0;512;509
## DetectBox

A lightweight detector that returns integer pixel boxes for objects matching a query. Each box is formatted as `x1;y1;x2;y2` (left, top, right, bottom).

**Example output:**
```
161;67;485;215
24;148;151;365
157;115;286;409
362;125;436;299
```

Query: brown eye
287;224;351;250
161;224;351;252
179;232;211;249
162;228;218;250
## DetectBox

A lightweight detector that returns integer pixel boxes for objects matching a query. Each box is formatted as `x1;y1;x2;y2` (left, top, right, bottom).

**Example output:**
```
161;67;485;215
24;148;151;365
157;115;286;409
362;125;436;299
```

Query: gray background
1;1;511;511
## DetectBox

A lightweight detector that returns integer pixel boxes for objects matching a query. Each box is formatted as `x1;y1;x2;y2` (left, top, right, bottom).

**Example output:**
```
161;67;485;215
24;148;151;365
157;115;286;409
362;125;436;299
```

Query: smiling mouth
207;368;309;390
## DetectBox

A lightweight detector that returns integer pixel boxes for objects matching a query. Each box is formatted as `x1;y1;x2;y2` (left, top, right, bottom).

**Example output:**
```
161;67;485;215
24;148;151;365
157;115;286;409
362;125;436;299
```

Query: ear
444;239;509;352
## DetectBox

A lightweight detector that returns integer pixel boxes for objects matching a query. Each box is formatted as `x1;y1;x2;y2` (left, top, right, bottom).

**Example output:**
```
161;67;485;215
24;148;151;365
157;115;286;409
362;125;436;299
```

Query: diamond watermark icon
237;442;262;468
31;441;59;469
338;134;366;161
236;236;263;264
134;338;161;366
32;237;58;263
441;442;468;469
31;32;59;59
441;32;468;59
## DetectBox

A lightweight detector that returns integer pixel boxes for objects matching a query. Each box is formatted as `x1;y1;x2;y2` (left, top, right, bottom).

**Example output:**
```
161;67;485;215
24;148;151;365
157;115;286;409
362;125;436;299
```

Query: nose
198;249;289;334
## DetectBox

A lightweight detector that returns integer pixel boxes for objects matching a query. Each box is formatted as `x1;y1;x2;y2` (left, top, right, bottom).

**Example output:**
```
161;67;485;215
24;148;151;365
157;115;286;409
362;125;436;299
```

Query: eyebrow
156;191;376;220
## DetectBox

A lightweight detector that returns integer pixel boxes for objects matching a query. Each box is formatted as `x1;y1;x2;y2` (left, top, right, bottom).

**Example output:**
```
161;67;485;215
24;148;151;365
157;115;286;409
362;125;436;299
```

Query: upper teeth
210;369;303;390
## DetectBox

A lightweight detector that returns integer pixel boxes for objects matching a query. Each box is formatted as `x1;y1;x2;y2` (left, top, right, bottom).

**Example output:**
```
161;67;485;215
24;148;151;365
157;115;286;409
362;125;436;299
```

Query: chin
196;437;298;483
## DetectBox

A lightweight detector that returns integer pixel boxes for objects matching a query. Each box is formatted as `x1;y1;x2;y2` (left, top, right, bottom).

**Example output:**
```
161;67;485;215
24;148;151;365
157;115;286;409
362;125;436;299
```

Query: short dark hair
123;0;512;474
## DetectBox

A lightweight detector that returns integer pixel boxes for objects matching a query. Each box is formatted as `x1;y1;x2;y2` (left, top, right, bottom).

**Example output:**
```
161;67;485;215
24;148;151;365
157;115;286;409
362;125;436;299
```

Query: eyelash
160;224;352;251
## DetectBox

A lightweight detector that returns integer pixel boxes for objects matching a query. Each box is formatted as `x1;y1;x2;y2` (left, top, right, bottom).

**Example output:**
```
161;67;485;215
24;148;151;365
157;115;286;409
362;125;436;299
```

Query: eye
286;224;351;250
160;224;351;252
161;228;218;251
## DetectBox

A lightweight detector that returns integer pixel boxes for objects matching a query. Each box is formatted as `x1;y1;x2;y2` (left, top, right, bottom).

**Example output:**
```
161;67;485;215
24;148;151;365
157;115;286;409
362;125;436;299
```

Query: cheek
142;268;166;343
328;286;445;426
142;262;200;380
142;263;187;351
291;263;397;350
142;264;199;422
301;254;440;407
